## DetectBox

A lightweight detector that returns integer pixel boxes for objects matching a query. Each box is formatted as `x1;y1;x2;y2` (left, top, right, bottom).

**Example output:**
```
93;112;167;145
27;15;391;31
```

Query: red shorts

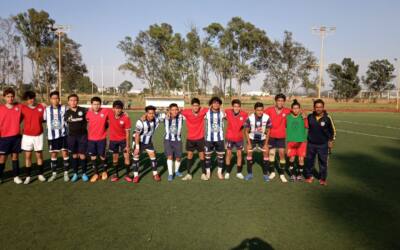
287;142;307;157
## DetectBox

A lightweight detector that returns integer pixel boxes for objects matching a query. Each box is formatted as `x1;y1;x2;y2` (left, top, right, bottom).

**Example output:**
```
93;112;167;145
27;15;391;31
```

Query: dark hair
208;96;222;106
291;99;301;108
191;98;200;105
169;103;178;109
3;87;15;97
275;93;286;101
49;91;60;98
313;99;325;107
254;102;264;109
145;105;156;112
91;96;101;104
23;91;36;100
113;100;124;108
68;93;79;101
231;99;241;106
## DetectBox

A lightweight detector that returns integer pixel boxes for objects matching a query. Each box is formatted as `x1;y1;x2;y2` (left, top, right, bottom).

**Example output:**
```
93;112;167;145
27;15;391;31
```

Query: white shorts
21;134;44;152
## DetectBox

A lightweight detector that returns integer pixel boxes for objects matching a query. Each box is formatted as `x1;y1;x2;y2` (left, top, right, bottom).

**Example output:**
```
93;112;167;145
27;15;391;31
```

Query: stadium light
312;26;336;98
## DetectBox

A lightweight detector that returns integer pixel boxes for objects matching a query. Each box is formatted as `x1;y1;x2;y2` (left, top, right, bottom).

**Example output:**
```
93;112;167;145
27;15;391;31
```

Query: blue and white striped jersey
44;105;67;140
164;114;183;141
205;109;225;142
135;118;160;144
245;113;272;141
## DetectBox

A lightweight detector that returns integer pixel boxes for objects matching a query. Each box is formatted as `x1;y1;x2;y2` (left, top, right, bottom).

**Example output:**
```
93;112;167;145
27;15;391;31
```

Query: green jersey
286;113;308;142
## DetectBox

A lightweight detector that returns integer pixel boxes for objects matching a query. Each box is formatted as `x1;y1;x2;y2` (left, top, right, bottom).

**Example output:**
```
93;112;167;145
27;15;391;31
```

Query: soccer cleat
168;175;173;182
14;176;23;184
217;172;224;180
133;176;140;183
244;174;253;181
290;175;296;182
263;175;270;182
224;173;230;180
236;173;245;180
23;177;31;185
182;174;192;181
296;175;304;182
319;179;328;186
279;174;288;183
153;174;161;182
200;174;209;181
269;172;276;180
47;173;57;182
63;171;70;182
38;175;46;182
124;176;133;182
305;177;314;183
71;173;79;183
175;171;183;177
101;171;108;180
111;175;119;182
82;174;89;182
90;174;99;183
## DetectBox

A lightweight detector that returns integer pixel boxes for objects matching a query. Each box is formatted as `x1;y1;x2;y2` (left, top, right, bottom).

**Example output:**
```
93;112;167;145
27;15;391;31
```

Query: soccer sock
200;160;206;174
72;158;79;174
237;164;242;173
150;157;158;176
217;156;224;174
205;157;211;170
246;157;253;175
132;158;139;176
80;159;87;174
269;161;275;173
0;163;5;178
186;158;193;174
289;161;295;176
92;159;98;175
101;159;108;173
63;157;70;172
125;164;131;176
226;162;232;174
50;158;57;173
298;164;304;176
174;161;181;173
25;166;32;177
262;158;270;175
37;164;44;175
12;160;20;177
278;160;286;175
167;159;173;176
113;162;119;177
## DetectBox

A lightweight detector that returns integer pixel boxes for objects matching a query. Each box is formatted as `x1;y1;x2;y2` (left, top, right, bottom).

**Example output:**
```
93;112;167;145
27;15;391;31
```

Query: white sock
167;159;173;175
206;168;211;175
134;172;139;177
152;171;158;176
217;167;222;174
174;161;181;173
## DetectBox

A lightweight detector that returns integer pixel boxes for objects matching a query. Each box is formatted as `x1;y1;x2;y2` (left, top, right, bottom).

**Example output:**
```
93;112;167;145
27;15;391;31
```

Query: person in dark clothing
305;99;336;186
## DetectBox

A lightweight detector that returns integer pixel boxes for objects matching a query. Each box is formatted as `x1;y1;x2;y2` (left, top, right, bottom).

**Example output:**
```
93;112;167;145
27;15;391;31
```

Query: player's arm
327;115;336;150
133;120;143;155
125;118;132;153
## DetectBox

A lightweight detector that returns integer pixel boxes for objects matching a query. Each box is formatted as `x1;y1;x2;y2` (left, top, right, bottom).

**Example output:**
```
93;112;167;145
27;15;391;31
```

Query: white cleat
182;174;192;181
280;174;288;183
24;177;31;185
47;173;57;182
14;176;23;184
38;175;46;182
201;174;209;181
224;173;230;180
269;172;276;180
236;173;245;180
63;171;70;182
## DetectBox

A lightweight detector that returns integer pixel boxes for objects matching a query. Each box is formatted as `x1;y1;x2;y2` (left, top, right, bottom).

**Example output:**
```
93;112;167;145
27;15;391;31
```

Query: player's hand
328;140;334;149
301;111;307;119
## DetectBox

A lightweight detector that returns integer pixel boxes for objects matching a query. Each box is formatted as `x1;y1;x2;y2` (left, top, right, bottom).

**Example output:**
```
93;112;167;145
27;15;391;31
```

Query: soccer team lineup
0;87;336;186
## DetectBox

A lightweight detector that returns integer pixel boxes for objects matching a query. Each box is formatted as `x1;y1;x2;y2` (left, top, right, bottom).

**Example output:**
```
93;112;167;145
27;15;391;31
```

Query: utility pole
395;58;400;112
101;57;104;103
91;65;94;97
312;26;336;98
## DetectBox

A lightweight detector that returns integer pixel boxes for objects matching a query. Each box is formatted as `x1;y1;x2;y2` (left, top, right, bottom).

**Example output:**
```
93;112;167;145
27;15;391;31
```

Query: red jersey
225;109;248;142
181;108;208;140
264;106;291;139
108;112;131;141
0;104;22;137
86;108;110;141
21;104;45;136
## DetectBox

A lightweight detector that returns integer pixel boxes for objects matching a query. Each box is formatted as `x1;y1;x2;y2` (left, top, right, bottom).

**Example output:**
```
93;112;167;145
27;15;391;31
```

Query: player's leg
147;147;160;181
0;154;5;183
262;144;270;182
297;142;307;181
164;140;174;181
61;147;70;182
225;141;233;179
305;143;317;183
173;141;182;177
109;141;121;182
122;145;131;182
34;134;45;182
268;138;277;179
98;140;108;180
245;145;254;180
78;135;88;181
287;142;296;181
24;150;33;184
48;148;59;182
68;136;79;182
277;140;288;183
131;145;140;183
317;144;329;186
235;146;245;179
10;136;23;184
216;142;225;180
204;142;213;180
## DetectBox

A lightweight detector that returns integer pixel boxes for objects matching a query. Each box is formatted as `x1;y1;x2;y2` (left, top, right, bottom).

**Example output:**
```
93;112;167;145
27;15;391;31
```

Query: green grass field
0;111;399;249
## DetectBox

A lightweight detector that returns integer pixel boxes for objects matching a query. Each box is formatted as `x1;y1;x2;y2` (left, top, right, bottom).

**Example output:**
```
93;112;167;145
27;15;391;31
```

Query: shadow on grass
231;237;274;250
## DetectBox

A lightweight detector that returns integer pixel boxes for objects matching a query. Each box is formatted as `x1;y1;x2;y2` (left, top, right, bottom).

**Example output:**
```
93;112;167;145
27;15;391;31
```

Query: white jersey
205;109;225;142
135;118;159;144
164;114;183;141
44;105;67;140
245;113;272;141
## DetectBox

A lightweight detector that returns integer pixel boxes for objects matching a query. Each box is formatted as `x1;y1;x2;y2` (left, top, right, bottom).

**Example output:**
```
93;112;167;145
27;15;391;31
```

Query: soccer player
44;91;69;182
224;99;248;180
163;103;183;181
132;105;161;183
0;88;23;184
243;102;272;182
204;96;226;180
305;99;336;186
108;100;131;182
86;96;110;183
264;93;291;183
20;91;46;184
180;98;208;181
64;94;89;182
286;99;308;181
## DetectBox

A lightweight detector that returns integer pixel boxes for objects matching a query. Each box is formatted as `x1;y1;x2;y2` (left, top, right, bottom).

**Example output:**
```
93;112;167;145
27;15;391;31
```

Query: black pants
305;143;329;180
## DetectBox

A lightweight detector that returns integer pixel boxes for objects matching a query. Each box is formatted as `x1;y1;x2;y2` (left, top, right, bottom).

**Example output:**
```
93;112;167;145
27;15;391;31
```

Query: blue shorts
205;141;225;154
164;140;182;158
0;135;22;155
48;136;68;152
87;139;106;157
268;138;286;149
226;140;244;150
250;139;266;151
109;140;127;153
67;135;88;154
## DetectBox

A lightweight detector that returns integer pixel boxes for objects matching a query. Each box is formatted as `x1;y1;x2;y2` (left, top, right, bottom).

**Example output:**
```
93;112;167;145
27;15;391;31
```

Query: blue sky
1;0;399;91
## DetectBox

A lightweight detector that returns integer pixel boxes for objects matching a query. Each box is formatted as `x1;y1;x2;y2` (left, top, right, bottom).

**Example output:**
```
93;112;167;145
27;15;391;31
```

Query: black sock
205;157;211;170
12;160;20;177
125;164;130;176
63;158;70;172
269;162;275;173
101;159;108;172
237;165;242;173
80;159;87;174
132;159;139;172
25;166;32;177
92;159;98;174
262;159;269;175
50;159;57;173
298;164;304;176
150;158;157;172
278;162;285;175
113;162;119;177
289;161;295;176
186;158;193;174
226;163;232;173
0;163;5;178
217;157;224;170
72;158;79;174
247;158;253;174
200;160;206;174
37;164;44;175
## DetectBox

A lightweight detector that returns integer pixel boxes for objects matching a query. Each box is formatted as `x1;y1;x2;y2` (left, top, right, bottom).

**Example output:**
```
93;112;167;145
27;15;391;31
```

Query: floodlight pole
395;58;400;112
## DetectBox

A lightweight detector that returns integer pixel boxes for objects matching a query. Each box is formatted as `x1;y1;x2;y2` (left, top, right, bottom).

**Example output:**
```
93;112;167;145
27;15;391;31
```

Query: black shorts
87;139;106;157
67;134;88;154
186;139;205;152
205;141;225;154
249;139;267;151
109;140;127;153
164;140;182;158
268;138;286;149
0;135;22;155
48;136;68;152
226;140;244;150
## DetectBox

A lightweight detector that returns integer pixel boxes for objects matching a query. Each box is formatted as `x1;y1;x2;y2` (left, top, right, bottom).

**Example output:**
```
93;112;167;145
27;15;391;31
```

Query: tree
363;59;396;97
118;80;133;95
327;58;361;101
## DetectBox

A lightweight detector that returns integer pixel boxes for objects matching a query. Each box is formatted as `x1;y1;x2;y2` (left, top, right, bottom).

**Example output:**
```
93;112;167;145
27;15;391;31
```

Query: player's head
254;102;264;117
49;91;60;106
231;99;241;114
23;91;36;106
209;96;222;111
313;99;325;115
169;103;179;118
3;87;15;105
274;93;286;109
113;100;124;116
191;97;201;113
291;99;301;115
90;96;102;112
145;105;156;120
68;94;79;109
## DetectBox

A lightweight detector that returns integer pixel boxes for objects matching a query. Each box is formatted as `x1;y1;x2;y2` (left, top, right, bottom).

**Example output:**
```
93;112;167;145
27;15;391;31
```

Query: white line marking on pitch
335;120;400;130
337;129;400;140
